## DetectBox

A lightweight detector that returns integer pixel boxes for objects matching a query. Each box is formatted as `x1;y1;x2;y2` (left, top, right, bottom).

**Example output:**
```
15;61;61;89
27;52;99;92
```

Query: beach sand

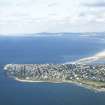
14;77;105;92
73;50;105;64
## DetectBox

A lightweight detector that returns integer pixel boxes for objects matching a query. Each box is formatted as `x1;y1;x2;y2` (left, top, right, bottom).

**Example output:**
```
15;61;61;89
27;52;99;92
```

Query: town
4;64;105;91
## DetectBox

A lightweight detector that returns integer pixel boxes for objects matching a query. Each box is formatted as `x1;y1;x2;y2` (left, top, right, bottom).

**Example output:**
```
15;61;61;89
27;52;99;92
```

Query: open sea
0;34;105;105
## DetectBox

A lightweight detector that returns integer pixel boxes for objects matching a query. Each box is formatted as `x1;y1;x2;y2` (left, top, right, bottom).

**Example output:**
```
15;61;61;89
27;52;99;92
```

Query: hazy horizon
0;32;105;36
1;0;105;35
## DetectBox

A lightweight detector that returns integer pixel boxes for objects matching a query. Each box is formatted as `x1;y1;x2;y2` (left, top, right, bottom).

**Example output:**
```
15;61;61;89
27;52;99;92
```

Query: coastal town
4;64;105;91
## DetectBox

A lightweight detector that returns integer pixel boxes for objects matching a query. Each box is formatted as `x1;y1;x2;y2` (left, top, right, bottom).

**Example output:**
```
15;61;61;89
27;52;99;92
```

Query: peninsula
4;64;105;91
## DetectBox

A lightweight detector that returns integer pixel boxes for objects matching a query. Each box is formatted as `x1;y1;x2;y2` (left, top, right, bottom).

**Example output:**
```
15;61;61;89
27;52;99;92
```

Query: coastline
14;78;105;92
72;50;105;64
5;64;105;92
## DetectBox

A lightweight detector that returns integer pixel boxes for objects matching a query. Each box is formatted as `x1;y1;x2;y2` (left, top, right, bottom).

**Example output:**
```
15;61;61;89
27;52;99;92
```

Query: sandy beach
14;77;105;92
73;50;105;64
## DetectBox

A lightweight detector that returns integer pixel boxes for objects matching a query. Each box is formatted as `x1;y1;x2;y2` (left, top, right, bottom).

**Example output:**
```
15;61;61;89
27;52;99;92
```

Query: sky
0;0;105;35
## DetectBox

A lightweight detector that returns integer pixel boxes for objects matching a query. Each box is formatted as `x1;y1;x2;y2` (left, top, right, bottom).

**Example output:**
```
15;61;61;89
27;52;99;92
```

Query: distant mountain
0;32;105;37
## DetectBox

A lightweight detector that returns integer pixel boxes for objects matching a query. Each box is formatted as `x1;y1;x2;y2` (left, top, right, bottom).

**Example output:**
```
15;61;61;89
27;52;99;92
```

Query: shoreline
14;78;105;92
5;64;105;92
71;50;105;64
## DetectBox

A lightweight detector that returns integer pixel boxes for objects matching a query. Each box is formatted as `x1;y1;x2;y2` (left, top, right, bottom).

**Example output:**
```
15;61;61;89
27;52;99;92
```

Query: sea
0;33;105;105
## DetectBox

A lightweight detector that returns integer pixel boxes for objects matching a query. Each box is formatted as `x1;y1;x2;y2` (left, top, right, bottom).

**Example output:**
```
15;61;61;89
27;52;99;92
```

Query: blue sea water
0;34;105;105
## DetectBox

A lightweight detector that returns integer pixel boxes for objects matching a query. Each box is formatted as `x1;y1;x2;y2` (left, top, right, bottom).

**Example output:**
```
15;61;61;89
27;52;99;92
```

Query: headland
4;64;105;92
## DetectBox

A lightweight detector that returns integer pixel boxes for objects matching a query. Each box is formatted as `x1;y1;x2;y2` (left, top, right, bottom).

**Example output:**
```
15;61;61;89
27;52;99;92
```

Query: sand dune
73;50;105;64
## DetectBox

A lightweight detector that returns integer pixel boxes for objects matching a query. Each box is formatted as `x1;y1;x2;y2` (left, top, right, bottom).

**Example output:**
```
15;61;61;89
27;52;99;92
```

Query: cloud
84;1;105;7
0;0;105;35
